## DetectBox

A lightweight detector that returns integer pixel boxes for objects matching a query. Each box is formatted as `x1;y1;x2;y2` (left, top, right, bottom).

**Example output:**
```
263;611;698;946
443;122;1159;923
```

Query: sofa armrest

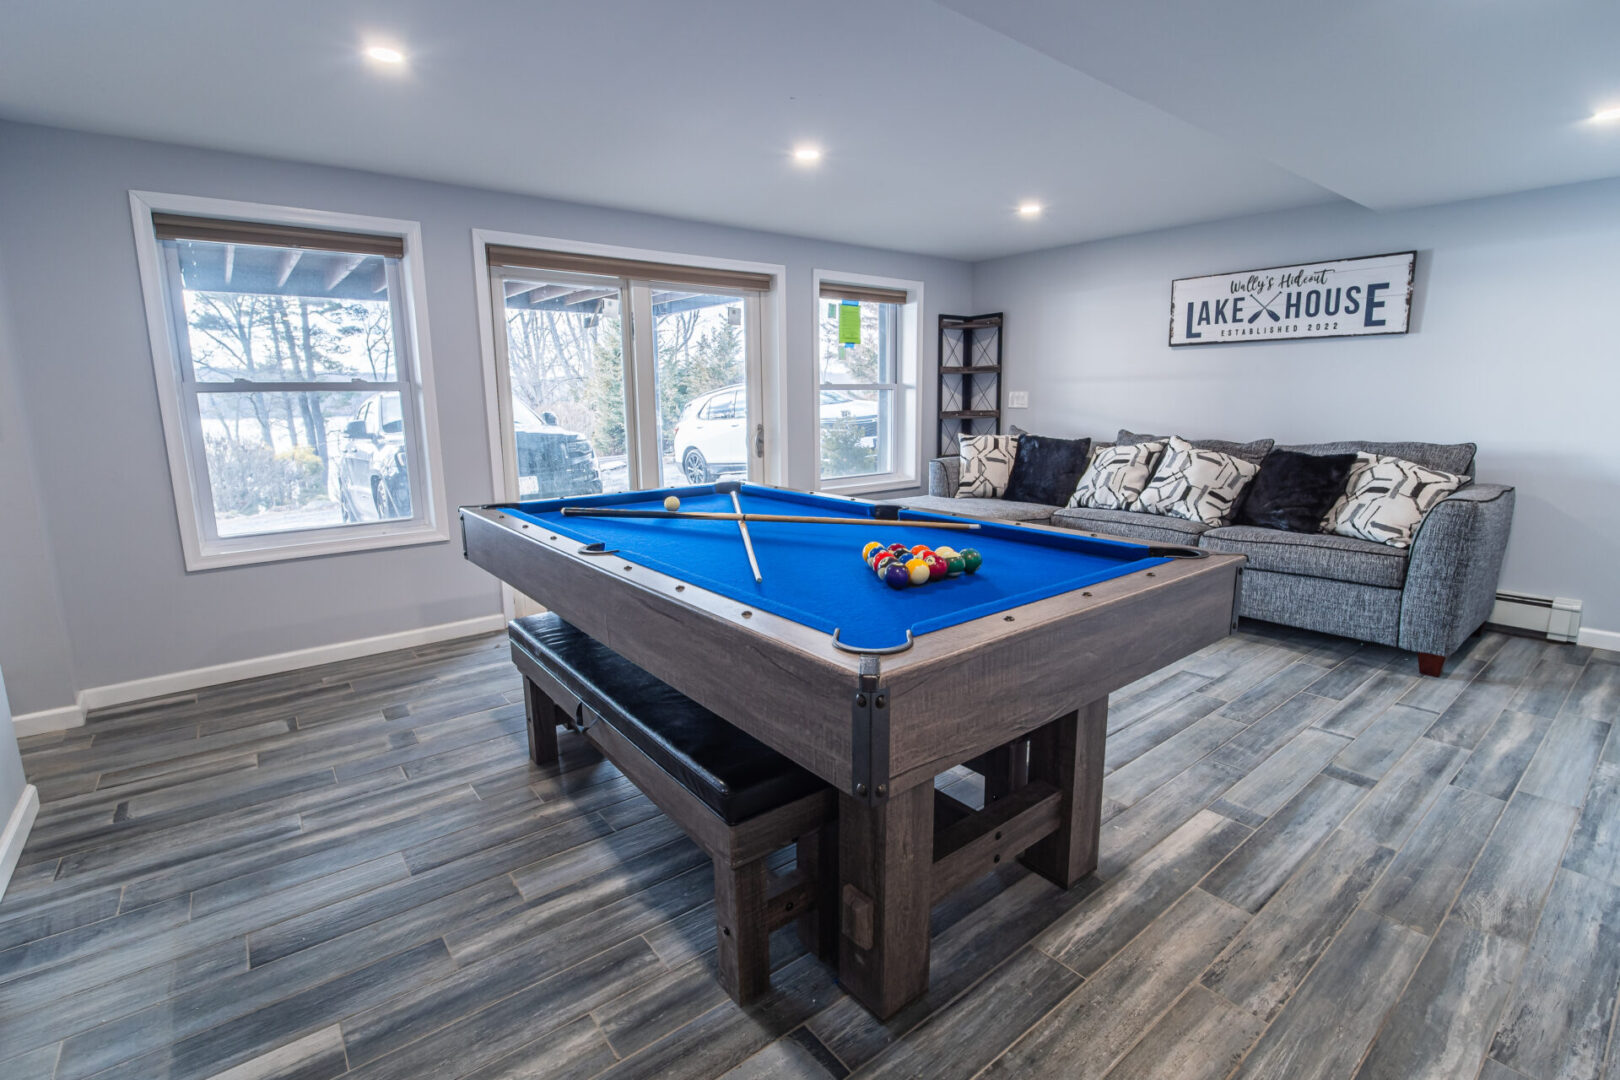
1398;484;1515;657
928;456;961;498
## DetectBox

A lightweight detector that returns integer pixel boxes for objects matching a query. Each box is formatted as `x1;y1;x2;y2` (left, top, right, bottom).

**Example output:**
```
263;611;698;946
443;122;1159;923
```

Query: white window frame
130;191;449;570
811;269;923;495
470;230;786;618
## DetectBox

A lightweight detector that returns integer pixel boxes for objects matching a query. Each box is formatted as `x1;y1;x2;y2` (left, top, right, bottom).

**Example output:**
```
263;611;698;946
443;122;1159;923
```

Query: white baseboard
0;784;40;900
13;702;87;738
1578;626;1620;652
12;613;508;735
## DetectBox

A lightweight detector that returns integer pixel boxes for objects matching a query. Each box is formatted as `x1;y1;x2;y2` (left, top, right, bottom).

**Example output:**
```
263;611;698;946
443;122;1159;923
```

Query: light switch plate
1007;391;1030;408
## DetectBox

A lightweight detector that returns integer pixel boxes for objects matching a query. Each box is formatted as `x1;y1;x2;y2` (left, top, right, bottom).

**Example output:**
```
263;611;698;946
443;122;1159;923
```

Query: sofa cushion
958;433;1019;498
1069;440;1165;511
1135;436;1260;526
1003;433;1091;507
1320;454;1469;548
1201;524;1410;588
1275;439;1476;477
509;614;825;824
897;494;1057;523
1236;448;1361;532
1051;506;1214;545
1118;429;1274;467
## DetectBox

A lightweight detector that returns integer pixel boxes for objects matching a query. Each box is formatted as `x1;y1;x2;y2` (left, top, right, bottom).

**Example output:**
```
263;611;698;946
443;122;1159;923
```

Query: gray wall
0;121;972;714
0;666;28;840
973;177;1620;631
0;255;78;716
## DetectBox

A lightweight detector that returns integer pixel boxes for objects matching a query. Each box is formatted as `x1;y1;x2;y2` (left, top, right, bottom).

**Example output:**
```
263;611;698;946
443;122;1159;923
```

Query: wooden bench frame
511;639;837;1004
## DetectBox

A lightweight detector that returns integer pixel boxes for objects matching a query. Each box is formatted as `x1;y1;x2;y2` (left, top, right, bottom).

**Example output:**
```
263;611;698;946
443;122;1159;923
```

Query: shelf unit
937;313;1003;457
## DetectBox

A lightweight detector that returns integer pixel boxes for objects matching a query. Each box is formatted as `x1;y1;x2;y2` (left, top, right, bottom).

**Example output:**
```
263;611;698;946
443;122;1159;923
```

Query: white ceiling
1;1;1615;261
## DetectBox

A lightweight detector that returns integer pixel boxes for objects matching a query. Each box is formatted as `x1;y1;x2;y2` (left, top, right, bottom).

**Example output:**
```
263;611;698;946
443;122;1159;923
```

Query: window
484;244;768;504
132;194;445;569
815;274;920;491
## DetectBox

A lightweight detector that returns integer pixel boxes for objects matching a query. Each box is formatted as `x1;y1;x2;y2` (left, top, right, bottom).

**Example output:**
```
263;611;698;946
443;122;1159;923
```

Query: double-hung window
815;274;920;492
132;194;445;569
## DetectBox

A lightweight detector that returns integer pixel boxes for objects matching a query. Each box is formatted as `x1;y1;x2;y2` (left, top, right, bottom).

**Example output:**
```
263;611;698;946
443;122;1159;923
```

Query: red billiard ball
883;563;912;589
925;553;947;581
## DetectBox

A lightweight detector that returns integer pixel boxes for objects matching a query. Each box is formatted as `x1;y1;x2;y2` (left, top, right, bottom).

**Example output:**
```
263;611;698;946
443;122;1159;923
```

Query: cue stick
558;507;981;530
727;488;763;583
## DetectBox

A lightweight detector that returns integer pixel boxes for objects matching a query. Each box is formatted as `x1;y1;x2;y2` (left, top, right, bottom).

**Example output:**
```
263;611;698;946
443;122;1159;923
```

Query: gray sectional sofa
899;434;1515;675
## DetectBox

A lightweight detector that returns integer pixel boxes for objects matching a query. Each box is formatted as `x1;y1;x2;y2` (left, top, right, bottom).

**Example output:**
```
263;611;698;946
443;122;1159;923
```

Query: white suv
672;384;878;482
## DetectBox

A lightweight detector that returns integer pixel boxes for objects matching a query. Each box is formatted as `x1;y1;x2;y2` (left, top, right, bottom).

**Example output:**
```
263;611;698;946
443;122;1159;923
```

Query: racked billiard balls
960;548;982;573
884;563;913;589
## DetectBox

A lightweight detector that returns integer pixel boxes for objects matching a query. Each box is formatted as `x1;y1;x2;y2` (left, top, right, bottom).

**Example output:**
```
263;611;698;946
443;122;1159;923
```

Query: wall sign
1169;251;1415;347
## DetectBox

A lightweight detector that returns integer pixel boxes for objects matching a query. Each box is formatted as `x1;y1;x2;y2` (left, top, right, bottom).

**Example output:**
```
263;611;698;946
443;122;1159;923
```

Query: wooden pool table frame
461;492;1244;1017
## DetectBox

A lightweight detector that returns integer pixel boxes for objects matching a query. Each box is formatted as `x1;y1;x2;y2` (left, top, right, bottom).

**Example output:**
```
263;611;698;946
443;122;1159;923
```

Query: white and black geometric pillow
1320;453;1468;547
956;433;1019;499
1067;440;1165;511
1135;436;1260;525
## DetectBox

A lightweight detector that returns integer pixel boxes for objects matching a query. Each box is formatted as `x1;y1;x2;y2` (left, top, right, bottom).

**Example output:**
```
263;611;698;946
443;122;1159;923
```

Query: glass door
491;269;631;501
649;286;753;486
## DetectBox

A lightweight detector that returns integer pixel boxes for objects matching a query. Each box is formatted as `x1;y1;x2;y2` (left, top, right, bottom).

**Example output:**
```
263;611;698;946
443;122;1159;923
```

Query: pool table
461;482;1244;1017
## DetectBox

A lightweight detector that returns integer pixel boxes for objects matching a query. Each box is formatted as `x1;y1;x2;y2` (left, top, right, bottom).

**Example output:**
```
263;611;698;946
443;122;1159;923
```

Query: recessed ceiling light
1017;201;1043;217
792;146;822;164
1592;105;1620;123
365;45;405;65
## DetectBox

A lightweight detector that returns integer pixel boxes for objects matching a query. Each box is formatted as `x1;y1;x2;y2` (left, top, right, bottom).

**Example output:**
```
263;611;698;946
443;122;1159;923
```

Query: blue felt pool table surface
502;484;1171;652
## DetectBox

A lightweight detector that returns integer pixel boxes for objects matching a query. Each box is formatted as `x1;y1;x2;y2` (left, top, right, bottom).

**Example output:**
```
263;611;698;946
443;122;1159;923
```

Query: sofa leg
1417;652;1445;678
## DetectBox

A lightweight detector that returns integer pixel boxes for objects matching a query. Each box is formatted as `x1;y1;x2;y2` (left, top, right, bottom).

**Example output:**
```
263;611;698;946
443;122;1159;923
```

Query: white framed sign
1169;251;1415;347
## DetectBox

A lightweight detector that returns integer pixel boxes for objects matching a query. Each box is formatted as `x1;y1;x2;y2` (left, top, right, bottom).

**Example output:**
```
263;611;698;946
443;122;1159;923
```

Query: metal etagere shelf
937;312;1003;457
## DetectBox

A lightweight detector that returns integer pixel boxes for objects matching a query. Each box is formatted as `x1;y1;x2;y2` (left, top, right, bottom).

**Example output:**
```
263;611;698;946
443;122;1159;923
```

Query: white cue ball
663;496;681;511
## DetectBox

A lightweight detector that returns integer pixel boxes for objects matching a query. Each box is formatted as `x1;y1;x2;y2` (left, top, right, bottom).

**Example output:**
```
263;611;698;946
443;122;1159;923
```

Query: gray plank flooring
2;623;1617;1080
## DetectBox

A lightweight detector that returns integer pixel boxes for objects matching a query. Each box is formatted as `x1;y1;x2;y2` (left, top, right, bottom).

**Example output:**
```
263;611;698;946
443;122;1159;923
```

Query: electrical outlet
1007;391;1029;408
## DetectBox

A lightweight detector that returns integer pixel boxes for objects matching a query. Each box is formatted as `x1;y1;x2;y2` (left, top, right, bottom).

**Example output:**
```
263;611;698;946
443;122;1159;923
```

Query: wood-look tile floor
3;622;1618;1080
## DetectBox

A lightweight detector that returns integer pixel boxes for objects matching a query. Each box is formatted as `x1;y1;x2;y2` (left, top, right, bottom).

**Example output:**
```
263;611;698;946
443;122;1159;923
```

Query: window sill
816;473;919;498
185;520;450;572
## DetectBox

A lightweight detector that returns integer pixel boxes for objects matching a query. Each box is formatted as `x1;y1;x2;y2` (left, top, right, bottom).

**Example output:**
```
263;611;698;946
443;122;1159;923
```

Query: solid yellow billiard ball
664;496;681;512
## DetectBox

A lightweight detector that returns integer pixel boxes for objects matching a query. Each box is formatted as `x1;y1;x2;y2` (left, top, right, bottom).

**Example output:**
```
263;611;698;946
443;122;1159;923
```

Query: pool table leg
521;678;561;766
837;782;934;1020
1021;698;1108;888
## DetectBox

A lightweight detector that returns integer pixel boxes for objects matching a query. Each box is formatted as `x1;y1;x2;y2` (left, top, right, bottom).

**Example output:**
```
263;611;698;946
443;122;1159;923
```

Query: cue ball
663;496;681;511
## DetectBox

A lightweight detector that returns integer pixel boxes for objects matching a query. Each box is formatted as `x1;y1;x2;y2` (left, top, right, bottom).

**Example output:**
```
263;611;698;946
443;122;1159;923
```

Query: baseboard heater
1488;591;1582;643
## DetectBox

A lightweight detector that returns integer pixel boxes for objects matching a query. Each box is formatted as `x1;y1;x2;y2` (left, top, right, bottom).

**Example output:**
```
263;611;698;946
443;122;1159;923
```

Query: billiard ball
905;556;931;585
664;495;681;512
934;545;958;559
909;544;932;556
961;547;983;573
888;543;909;556
874;554;895;575
884;563;912;589
862;541;884;561
925;553;947;581
945;554;966;577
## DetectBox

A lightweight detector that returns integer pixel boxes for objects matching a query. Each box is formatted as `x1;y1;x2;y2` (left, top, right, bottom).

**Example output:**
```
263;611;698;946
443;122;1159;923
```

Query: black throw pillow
1235;449;1360;532
1003;434;1092;506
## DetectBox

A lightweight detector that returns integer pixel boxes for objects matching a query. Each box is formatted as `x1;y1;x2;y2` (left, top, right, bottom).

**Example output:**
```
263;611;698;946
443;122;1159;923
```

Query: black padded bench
508;614;836;1003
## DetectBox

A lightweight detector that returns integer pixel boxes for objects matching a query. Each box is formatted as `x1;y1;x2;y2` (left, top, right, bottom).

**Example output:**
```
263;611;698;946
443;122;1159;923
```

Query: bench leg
1020;699;1106;888
521;678;560;766
795;823;839;963
713;855;771;1004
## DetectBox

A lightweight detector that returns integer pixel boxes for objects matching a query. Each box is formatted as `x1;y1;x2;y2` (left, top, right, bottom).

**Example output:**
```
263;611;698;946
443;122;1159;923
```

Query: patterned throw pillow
956;433;1019;499
1067;441;1165;511
1320;453;1468;548
1135;436;1260;525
